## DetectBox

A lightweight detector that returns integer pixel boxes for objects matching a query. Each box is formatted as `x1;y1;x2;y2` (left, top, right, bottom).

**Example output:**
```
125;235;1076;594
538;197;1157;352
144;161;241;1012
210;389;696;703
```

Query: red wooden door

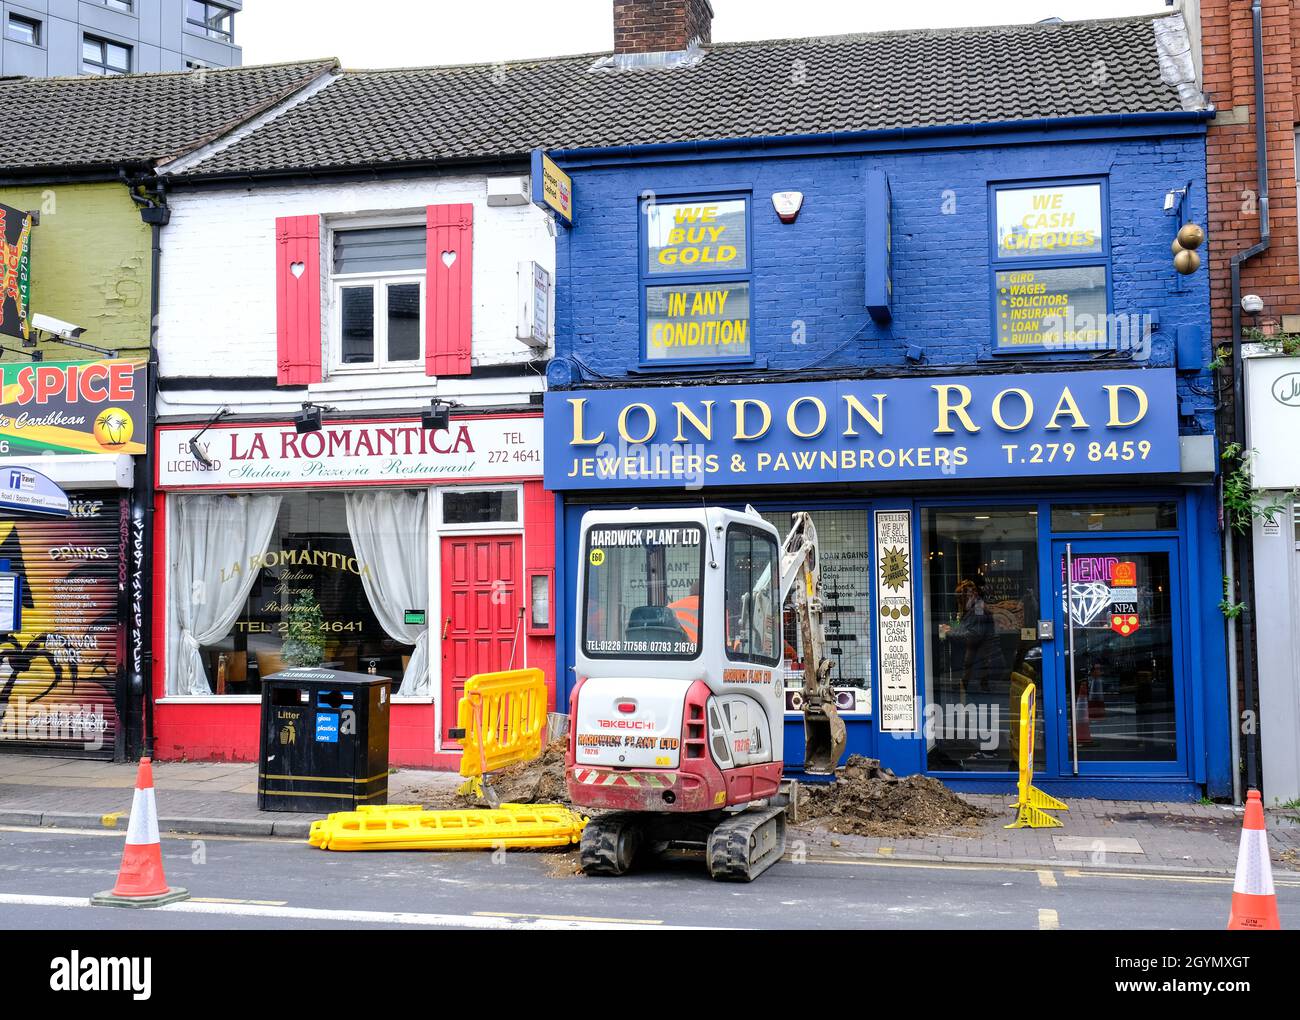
440;534;523;744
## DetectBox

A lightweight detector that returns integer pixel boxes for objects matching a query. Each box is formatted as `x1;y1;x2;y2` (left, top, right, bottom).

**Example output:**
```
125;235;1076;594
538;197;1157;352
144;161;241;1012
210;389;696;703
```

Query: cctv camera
1241;295;1264;314
31;313;87;340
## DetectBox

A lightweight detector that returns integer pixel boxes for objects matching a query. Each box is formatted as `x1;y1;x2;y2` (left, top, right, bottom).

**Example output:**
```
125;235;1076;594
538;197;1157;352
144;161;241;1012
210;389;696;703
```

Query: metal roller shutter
0;494;126;758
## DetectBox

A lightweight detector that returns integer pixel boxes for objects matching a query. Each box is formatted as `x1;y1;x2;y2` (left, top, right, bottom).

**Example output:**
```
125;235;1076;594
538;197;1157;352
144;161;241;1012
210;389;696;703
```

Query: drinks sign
157;414;543;488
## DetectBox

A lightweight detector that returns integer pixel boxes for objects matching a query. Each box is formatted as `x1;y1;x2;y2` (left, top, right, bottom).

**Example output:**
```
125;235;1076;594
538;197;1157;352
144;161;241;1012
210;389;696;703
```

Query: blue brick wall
555;130;1214;435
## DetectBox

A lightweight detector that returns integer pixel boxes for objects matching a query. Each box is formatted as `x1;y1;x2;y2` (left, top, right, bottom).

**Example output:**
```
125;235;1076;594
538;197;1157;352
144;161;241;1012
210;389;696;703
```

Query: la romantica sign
156;414;543;488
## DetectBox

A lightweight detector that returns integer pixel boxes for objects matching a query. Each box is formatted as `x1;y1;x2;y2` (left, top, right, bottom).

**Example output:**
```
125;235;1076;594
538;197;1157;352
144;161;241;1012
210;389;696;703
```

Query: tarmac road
0;824;1296;930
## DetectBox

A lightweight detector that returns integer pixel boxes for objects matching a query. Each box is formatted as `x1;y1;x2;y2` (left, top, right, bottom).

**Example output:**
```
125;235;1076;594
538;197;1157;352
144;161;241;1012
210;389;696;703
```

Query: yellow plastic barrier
309;802;586;851
456;667;547;801
1005;684;1069;829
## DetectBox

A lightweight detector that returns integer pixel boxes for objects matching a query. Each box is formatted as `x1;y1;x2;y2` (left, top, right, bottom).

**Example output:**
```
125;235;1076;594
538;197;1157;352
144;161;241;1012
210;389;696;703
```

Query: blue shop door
1048;538;1188;778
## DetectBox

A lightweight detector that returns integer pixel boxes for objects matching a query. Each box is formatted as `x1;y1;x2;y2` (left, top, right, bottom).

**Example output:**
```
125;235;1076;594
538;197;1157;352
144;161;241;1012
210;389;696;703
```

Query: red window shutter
275;215;322;385
426;203;473;376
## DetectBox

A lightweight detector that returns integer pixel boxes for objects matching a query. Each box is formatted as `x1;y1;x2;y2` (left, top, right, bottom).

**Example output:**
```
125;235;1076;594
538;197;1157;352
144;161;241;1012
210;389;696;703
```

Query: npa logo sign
544;369;1181;490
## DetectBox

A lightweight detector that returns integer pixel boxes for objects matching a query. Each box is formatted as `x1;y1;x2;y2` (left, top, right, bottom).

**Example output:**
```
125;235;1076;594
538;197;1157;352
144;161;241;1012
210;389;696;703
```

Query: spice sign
0;202;33;341
875;509;916;732
157;415;543;488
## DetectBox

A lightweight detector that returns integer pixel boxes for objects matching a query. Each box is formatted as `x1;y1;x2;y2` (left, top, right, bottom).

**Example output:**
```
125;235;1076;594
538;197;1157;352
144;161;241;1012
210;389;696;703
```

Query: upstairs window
187;1;235;42
990;179;1110;353
6;15;41;46
82;35;131;75
330;224;426;372
640;193;752;367
97;1;135;12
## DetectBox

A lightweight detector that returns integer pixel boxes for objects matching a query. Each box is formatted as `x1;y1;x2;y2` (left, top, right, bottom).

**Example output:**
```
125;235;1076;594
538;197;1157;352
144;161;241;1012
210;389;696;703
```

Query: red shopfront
151;412;553;768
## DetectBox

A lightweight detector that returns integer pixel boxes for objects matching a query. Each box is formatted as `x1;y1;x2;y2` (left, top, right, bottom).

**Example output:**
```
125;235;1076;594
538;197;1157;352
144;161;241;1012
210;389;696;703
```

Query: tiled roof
178;14;1194;180
0;59;338;174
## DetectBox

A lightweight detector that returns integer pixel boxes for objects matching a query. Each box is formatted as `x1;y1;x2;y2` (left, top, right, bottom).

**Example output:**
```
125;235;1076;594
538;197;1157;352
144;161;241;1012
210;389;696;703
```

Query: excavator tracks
579;811;643;876
706;805;787;882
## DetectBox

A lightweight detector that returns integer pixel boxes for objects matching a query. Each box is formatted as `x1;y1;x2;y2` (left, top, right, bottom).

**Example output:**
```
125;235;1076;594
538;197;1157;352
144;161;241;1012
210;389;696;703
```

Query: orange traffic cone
1228;789;1281;930
91;758;190;909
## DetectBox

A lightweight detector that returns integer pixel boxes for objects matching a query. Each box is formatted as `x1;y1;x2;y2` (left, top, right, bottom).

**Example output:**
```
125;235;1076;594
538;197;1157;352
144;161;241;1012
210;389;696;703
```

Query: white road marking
0;893;720;930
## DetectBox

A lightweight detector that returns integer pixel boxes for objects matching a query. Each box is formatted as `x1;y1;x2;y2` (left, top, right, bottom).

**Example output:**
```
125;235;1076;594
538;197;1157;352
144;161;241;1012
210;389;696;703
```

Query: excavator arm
778;511;848;774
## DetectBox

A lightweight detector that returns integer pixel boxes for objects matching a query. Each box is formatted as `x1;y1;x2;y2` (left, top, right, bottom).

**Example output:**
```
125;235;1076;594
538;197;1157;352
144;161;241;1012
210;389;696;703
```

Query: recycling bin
258;667;391;813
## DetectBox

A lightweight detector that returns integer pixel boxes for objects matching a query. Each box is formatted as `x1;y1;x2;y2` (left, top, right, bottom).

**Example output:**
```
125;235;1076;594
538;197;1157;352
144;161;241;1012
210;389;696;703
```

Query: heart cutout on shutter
290;261;306;279
441;250;457;268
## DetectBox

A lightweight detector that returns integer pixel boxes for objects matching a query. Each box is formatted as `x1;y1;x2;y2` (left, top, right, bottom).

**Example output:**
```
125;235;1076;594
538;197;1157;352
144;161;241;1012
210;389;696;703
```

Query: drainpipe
126;174;169;759
1227;0;1269;794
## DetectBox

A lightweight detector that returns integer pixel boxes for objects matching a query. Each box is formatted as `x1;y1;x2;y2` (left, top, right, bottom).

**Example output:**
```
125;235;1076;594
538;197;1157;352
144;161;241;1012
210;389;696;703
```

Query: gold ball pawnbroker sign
1173;248;1201;275
1177;222;1205;250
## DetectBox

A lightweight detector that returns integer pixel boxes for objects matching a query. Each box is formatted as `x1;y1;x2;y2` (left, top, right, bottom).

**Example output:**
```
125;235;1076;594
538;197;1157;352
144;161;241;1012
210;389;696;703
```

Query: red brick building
1198;0;1300;804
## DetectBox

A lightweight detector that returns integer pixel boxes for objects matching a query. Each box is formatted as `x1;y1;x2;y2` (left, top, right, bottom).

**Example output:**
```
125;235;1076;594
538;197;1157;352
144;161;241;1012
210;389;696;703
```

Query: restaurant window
923;508;1044;771
640;194;752;366
441;488;519;526
760;509;872;714
331;223;425;372
990;180;1110;352
166;490;430;698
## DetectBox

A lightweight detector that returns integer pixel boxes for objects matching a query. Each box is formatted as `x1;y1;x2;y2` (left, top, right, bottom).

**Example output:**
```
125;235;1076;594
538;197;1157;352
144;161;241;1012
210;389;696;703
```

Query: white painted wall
158;173;554;417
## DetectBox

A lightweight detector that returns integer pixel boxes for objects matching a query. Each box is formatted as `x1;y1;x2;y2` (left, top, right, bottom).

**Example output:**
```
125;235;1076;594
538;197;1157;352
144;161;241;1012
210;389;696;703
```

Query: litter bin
258;667;391;813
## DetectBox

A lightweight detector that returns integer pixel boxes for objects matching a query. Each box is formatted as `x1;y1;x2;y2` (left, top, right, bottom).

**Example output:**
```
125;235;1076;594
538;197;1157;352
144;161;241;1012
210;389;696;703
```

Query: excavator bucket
802;699;847;775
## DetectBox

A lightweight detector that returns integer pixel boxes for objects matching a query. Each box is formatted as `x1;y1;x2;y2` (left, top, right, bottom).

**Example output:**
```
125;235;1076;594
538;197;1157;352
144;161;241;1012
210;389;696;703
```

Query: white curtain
168;493;282;696
344;490;430;696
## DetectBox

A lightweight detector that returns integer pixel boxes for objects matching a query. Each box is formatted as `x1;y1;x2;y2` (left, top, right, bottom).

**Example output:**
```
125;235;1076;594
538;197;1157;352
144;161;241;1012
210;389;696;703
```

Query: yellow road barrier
1005;684;1069;829
455;667;547;802
309;803;586;851
309;669;573;852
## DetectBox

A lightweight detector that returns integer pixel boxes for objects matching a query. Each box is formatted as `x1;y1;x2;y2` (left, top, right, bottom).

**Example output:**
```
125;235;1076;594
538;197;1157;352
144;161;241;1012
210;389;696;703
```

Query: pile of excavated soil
798;755;991;838
409;739;572;810
469;738;571;806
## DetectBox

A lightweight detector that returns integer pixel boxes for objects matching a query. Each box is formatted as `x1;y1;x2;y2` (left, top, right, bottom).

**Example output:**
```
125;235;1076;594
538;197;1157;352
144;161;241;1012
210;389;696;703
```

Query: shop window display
167;490;429;697
923;508;1044;771
760;509;871;713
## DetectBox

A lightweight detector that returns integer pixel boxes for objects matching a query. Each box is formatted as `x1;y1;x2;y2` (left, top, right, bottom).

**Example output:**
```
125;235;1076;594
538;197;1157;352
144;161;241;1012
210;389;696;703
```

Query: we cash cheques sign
544;369;1180;490
157;414;543;488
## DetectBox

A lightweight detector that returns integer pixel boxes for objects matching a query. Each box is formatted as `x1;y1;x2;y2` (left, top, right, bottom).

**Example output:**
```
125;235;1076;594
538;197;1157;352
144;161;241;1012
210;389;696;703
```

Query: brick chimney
613;0;714;54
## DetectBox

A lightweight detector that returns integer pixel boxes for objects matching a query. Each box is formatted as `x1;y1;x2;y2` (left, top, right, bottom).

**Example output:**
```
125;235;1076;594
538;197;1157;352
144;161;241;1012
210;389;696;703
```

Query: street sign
531;149;573;226
0;465;70;517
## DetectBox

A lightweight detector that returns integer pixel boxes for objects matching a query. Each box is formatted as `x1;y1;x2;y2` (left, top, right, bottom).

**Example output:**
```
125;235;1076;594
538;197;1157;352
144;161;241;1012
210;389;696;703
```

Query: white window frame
326;214;427;376
436;484;525;533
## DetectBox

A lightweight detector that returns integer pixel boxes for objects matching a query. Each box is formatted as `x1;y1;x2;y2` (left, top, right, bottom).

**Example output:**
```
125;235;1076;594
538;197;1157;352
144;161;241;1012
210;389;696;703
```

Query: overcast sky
239;0;1173;68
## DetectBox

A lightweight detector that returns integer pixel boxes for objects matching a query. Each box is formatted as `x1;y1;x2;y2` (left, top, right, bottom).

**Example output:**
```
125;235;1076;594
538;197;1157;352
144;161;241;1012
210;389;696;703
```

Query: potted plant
282;590;326;668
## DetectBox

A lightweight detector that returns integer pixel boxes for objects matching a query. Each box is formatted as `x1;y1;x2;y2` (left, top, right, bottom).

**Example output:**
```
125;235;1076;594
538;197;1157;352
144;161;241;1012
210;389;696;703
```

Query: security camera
1241;295;1264;315
31;313;87;340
